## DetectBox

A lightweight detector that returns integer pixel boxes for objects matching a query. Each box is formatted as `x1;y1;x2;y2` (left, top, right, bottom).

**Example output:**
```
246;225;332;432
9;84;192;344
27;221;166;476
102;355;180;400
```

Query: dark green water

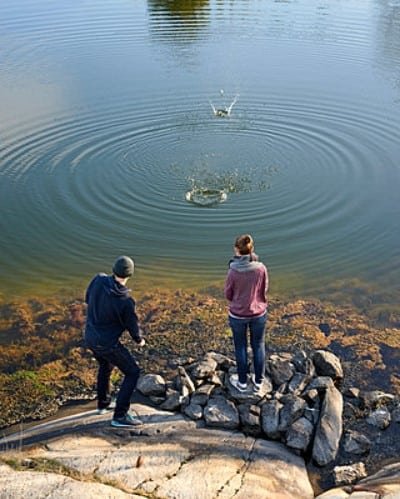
1;0;400;301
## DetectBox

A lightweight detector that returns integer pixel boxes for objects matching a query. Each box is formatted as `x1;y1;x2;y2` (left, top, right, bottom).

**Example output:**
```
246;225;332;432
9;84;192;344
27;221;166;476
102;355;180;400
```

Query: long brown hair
234;234;254;255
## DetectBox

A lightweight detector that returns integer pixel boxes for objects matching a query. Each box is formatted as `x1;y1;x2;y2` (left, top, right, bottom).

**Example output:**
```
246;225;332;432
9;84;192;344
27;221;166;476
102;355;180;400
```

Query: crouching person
84;255;145;428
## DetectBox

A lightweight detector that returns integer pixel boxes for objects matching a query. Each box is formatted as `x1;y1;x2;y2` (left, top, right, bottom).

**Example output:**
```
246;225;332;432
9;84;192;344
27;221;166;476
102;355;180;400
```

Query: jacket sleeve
85;276;96;304
122;298;143;343
224;271;234;301
264;266;269;300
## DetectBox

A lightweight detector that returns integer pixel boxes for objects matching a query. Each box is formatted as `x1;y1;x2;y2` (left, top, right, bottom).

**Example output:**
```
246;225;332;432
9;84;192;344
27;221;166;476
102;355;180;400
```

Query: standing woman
224;234;269;392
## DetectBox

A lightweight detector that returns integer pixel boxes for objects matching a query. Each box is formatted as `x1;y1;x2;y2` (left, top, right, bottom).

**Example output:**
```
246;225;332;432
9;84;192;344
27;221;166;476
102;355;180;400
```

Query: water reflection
147;0;210;40
376;0;400;94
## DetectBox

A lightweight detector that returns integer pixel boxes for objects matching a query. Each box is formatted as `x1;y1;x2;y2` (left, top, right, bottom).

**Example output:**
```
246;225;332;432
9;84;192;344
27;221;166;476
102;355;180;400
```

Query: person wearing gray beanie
84;255;145;428
112;255;135;278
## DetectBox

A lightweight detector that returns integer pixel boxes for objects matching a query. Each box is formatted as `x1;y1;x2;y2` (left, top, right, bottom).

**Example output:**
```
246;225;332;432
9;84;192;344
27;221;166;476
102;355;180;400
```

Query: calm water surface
1;0;400;301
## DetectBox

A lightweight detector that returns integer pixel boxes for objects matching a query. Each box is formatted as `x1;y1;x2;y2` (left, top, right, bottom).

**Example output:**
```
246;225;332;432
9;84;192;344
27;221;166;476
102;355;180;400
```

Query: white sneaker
229;374;248;392
97;407;112;415
251;375;263;391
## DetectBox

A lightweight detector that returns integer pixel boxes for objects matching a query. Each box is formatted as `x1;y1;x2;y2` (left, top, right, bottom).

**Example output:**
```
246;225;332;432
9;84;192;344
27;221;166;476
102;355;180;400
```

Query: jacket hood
229;254;264;273
100;274;130;297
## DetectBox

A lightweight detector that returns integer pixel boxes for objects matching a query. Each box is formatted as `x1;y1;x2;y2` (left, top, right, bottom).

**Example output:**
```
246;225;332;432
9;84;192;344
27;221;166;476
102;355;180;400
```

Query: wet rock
278;394;306;432
261;399;282;440
137;374;166;397
204;396;239;429
286;416;314;452
366;408;391;429
343;430;371;455
312;384;343;466
313;350;343;380
333;462;367;486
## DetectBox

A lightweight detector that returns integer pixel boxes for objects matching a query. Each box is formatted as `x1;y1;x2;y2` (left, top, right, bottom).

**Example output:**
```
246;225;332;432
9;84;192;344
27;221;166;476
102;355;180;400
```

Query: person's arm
264;266;269;300
84;276;96;304
122;298;144;344
224;271;234;301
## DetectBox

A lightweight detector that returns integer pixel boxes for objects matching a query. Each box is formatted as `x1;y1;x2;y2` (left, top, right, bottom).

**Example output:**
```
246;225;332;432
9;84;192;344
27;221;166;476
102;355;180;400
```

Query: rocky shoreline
0;288;399;491
134;348;400;493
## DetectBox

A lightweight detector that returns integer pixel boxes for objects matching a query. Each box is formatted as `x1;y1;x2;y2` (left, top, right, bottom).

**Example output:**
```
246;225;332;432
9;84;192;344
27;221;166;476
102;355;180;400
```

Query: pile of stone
137;349;345;467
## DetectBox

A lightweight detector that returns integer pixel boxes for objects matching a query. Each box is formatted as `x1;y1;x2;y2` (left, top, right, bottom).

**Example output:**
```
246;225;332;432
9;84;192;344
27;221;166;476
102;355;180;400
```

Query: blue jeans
91;342;141;419
229;314;267;385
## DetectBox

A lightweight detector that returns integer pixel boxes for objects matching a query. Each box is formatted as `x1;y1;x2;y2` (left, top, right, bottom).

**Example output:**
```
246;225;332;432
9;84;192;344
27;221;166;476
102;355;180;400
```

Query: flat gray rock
0;403;314;499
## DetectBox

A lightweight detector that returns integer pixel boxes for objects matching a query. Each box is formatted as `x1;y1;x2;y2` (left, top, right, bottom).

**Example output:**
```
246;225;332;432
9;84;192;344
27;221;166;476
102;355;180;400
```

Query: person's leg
106;343;141;419
229;317;249;384
249;314;267;384
92;351;114;409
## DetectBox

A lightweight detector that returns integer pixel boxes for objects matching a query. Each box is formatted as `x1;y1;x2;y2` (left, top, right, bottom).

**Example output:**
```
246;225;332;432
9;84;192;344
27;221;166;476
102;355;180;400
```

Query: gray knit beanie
112;256;135;278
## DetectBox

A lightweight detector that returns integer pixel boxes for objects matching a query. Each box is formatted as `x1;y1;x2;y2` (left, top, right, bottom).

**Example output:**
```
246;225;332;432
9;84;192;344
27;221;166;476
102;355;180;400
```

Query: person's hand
138;338;146;348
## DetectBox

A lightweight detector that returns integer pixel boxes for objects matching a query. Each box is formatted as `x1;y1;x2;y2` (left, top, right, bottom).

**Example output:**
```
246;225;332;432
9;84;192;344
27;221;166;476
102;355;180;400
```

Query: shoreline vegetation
0;285;399;430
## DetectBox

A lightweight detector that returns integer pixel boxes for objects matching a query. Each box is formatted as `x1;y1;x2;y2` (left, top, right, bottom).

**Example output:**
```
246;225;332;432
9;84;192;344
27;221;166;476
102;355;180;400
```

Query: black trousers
92;342;140;419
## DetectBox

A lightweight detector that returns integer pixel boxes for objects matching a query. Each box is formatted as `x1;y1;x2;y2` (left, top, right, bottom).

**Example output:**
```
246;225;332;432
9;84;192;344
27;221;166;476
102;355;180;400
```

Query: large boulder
238;404;261;436
312;384;343;466
190;357;218;380
278;394;307;432
267;354;295;386
137;374;166;397
286;416;314;452
312;350;343;380
204;396;239;429
261;400;282;440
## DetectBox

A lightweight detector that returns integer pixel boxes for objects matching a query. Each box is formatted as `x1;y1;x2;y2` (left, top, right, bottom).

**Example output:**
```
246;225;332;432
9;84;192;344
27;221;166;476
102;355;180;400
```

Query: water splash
183;164;278;206
185;188;227;206
209;93;239;117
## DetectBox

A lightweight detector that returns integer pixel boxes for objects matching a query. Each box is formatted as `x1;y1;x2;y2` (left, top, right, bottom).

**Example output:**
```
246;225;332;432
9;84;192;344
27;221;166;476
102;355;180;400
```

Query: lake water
1;0;400;302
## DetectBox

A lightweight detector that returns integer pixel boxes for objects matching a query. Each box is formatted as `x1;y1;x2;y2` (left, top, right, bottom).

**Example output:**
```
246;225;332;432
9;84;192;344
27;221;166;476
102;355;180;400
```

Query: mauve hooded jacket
224;254;269;318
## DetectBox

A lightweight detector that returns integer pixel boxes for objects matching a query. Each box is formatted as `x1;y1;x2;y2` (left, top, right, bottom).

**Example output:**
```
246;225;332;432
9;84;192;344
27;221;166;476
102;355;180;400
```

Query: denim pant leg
249;314;267;384
104;343;141;419
92;351;114;409
229;317;249;384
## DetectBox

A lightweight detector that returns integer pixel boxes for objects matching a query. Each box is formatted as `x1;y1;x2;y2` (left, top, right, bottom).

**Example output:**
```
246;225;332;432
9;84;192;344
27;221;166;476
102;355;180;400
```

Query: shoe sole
110;421;143;428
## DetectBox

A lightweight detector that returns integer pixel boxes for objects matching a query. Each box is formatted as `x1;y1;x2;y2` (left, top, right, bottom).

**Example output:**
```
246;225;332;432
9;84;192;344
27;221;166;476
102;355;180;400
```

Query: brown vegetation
0;289;399;428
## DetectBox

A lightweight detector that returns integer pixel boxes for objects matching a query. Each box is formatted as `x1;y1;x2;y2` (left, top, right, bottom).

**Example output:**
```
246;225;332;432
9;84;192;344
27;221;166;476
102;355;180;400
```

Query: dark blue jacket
84;273;142;351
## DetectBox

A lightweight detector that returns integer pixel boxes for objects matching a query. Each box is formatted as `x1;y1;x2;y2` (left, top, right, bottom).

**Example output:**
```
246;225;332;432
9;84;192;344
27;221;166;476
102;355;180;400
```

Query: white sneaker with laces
229;374;248;392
